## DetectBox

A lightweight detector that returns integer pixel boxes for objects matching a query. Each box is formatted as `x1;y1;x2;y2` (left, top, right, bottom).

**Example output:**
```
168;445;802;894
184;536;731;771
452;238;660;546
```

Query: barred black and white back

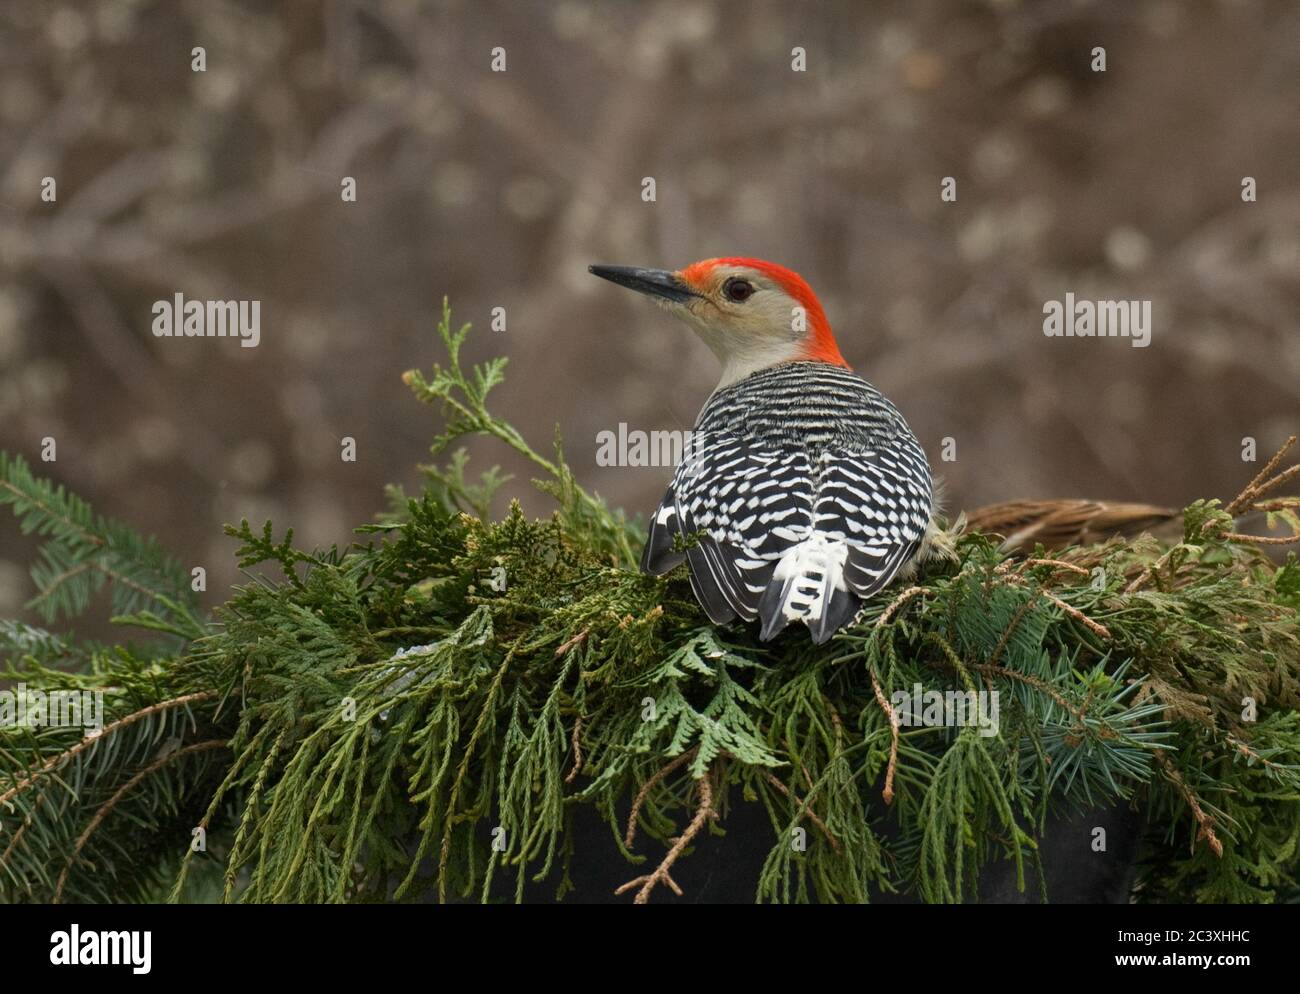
642;362;934;644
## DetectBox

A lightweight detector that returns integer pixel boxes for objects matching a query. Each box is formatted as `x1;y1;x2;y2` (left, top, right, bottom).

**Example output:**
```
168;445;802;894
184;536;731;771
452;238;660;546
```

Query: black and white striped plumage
643;361;933;644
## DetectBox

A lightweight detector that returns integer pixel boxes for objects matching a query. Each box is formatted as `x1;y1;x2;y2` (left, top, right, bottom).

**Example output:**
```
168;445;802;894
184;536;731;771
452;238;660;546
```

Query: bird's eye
724;278;754;302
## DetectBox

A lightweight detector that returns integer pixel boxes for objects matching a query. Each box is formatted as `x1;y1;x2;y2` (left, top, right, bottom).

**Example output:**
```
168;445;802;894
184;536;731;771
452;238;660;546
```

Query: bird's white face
671;264;809;385
589;257;846;389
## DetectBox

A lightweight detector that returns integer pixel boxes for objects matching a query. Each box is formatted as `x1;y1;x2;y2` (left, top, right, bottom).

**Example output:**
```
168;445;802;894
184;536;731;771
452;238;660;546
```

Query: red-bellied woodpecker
590;257;935;644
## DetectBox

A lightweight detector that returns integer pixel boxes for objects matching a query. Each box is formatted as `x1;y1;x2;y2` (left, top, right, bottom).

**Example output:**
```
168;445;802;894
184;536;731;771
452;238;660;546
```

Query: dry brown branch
1220;532;1300;546
1123;547;1174;595
616;764;717;904
624;748;697;849
1023;558;1092;576
1202;436;1300;548
1226;436;1297;516
993;560;1111;640
1251;498;1300;512
869;670;900;805
0;789;47;873
1226;734;1288;772
555;628;589;657
564;715;584;785
874;585;927;628
760;770;841;853
1041;590;1112;639
1154;750;1223;858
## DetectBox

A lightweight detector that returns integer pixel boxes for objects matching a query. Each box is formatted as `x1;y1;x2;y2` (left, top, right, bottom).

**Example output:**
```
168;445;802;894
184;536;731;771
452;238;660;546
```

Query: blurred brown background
1;0;1298;622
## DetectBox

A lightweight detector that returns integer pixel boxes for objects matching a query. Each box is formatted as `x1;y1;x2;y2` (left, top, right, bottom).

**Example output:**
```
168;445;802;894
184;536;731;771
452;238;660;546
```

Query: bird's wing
642;432;932;641
642;435;799;624
807;446;932;597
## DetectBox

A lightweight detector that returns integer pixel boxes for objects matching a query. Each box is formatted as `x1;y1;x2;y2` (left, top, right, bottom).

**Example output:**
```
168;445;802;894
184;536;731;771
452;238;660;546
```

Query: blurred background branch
0;0;1296;632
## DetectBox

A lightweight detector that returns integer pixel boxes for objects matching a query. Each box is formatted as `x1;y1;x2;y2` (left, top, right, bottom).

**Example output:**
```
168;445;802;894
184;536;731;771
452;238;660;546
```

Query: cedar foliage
2;302;1299;904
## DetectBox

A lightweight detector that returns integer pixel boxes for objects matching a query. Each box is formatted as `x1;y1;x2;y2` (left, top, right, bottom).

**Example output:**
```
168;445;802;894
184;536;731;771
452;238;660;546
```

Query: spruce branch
0;452;201;634
53;738;228;904
0;690;219;810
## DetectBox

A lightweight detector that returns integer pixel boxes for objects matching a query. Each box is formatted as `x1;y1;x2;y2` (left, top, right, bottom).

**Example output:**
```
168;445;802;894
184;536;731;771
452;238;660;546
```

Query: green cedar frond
2;305;1299;904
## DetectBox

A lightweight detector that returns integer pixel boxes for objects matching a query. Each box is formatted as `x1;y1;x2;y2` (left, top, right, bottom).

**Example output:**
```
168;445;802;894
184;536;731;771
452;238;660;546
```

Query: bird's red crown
680;256;849;369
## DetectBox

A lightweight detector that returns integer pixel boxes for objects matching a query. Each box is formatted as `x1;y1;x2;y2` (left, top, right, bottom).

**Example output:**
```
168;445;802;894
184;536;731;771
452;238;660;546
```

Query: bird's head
589;257;848;388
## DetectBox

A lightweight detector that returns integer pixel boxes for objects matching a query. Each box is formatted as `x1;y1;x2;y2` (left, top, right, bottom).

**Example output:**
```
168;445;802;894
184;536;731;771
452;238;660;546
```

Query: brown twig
1215;436;1300;544
988;596;1035;669
564;715;584;784
1250;498;1300;513
556;629;590;785
1123;546;1174;595
1226;436;1297;516
996;565;1110;640
799;761;816;794
0;790;47;872
971;663;1077;715
1219;532;1300;546
760;770;841;852
616;764;717;904
1154;750;1223;858
624;748;697;849
1127;437;1300;592
1023;558;1091;577
869;671;900;805
555;628;589;657
1040;590;1111;639
874;585;927;628
1226;734;1287;772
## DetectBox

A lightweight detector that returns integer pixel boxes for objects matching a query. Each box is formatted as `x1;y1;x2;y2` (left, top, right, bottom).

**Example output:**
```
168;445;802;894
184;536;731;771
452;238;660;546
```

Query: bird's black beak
588;265;697;304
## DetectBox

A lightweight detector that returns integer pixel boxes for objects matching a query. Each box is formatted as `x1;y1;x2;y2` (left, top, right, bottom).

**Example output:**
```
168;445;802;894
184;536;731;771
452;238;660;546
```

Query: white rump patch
771;534;850;622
